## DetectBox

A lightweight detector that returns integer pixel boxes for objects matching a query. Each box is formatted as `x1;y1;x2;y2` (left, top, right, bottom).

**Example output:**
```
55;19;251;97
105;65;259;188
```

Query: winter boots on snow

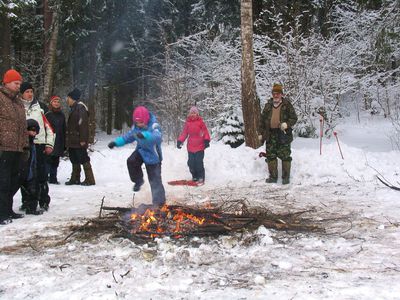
66;163;95;186
266;160;291;184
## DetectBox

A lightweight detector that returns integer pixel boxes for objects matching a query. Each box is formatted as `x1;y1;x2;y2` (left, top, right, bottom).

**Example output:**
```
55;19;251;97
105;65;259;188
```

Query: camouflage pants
266;132;292;162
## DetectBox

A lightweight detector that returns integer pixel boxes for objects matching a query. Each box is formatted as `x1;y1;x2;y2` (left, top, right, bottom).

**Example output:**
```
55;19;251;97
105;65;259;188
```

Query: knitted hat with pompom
132;106;150;124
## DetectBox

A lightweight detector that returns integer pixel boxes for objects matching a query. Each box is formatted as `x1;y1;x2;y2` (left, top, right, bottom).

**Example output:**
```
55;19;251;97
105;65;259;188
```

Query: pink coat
178;115;210;153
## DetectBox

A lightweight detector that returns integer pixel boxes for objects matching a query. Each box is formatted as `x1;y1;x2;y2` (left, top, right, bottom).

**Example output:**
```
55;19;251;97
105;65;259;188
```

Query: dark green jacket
259;97;298;143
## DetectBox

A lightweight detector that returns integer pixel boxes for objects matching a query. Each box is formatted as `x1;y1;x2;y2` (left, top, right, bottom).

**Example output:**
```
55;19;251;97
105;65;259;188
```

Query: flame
129;205;208;238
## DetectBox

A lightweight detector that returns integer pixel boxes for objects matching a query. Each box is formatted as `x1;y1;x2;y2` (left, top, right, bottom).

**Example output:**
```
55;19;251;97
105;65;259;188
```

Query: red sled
167;180;201;186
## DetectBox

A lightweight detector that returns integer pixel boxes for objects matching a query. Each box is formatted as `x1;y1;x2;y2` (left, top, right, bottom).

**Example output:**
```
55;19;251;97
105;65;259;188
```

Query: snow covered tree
215;108;245;148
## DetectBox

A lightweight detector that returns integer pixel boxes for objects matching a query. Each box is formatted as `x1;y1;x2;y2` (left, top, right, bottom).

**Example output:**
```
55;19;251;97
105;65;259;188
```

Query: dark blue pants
46;156;60;181
188;151;205;181
0;151;21;218
34;144;50;207
127;150;166;206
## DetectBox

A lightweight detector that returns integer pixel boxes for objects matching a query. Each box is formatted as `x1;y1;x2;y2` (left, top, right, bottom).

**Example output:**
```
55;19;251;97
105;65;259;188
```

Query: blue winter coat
113;112;163;165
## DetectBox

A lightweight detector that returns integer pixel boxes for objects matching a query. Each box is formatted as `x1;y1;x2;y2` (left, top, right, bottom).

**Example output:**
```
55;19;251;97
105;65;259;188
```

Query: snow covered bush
215;108;244;148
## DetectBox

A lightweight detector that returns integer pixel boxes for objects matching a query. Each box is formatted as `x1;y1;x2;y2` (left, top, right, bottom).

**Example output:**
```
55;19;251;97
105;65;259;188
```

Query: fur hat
27;119;40;134
20;82;33;94
132;106;150;124
2;69;22;84
272;83;283;94
189;106;199;115
67;88;81;101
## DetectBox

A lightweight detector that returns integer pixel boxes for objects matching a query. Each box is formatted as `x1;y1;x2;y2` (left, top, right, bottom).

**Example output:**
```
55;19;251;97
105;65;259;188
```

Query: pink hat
189;106;199;115
133;106;150;124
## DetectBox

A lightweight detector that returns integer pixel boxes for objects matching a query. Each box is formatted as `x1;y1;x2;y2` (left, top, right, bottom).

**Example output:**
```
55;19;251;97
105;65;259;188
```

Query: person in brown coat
0;69;28;224
65;88;95;186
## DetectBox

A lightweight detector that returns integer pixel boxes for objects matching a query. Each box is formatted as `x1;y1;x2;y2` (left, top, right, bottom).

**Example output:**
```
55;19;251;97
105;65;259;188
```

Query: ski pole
333;131;344;160
319;115;324;155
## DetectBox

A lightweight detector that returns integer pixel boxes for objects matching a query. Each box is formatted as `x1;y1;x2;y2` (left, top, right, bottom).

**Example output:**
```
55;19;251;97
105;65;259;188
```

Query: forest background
0;0;399;148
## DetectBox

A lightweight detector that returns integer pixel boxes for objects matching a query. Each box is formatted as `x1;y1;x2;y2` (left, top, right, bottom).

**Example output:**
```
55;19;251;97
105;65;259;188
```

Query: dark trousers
34;144;51;207
68;148;90;164
188;151;205;180
46;156;60;181
127;150;166;206
21;179;38;210
0;151;21;218
19;151;39;211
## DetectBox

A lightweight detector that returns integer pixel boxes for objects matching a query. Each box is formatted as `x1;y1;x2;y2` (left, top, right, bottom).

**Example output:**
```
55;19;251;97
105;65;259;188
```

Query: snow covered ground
1;115;400;300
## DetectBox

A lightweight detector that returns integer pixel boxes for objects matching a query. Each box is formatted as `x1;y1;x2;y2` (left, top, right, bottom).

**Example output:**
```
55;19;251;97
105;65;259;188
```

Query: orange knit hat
2;69;22;84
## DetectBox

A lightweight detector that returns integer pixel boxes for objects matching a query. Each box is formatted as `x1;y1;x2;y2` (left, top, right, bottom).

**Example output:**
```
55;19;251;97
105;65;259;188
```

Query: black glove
177;141;183;149
136;132;144;139
108;141;116;149
204;140;210;148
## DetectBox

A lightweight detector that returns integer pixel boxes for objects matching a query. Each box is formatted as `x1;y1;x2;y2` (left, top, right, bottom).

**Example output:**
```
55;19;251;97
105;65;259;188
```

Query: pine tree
217;109;245;148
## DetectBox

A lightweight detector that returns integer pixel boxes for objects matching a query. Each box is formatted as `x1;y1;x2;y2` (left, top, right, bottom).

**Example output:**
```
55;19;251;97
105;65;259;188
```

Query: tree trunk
240;0;261;149
0;9;11;74
88;32;98;143
106;87;113;135
43;2;59;103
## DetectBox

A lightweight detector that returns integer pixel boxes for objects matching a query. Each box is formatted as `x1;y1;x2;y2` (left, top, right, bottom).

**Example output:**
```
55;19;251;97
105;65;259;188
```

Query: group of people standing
1;67;298;223
0;69;95;225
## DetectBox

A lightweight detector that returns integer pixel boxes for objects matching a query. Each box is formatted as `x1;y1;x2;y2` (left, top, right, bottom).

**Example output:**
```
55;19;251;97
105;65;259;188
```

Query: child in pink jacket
177;106;210;184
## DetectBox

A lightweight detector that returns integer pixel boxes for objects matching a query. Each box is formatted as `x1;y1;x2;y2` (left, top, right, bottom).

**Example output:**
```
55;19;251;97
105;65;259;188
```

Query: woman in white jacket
20;82;55;212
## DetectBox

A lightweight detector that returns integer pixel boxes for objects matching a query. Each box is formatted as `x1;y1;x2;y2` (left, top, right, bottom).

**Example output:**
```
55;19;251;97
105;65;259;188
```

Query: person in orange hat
0;69;27;224
45;96;66;184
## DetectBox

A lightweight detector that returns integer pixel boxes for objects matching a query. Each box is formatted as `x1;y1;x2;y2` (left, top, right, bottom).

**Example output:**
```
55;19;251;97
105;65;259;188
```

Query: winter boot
265;159;278;183
81;162;96;186
266;160;278;183
48;165;59;184
65;164;81;185
133;179;144;192
282;160;291;185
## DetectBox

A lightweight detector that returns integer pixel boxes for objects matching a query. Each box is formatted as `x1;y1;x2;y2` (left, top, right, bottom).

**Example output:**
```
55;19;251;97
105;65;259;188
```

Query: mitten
44;146;53;155
204;140;210;148
108;141;116;149
280;122;288;131
177;141;183;149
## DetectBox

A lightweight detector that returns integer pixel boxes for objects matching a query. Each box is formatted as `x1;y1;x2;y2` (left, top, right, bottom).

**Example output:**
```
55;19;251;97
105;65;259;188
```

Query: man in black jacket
65;88;95;186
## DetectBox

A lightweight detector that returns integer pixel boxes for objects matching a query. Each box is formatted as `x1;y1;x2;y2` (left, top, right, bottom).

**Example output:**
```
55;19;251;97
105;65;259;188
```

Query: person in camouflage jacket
259;83;297;184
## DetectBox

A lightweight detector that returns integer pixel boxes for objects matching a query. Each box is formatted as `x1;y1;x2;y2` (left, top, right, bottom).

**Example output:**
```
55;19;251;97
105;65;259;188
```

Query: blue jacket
114;112;163;165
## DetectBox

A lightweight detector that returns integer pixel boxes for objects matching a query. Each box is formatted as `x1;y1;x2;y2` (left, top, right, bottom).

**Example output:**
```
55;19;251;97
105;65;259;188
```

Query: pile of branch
96;200;323;241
